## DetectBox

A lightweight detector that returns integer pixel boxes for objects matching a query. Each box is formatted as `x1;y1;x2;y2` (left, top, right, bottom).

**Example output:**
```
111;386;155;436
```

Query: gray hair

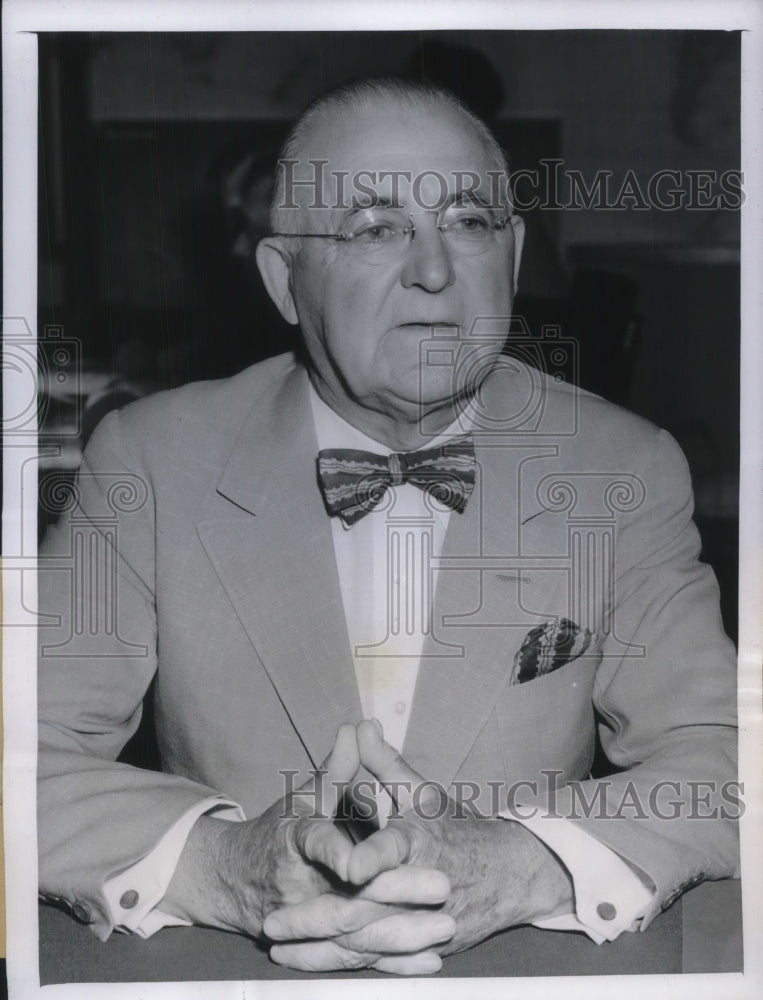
269;76;510;235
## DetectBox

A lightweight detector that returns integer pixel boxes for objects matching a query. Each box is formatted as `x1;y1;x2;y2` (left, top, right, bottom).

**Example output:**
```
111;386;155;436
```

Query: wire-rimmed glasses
272;203;512;263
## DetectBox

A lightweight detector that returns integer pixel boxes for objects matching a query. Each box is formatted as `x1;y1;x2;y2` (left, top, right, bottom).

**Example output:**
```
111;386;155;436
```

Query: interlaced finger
288;724;361;881
292;815;354;882
333;911;455;954
373;951;442;975
295;723;360;819
270;939;379;972
270;940;443;975
358;865;450;904
356;719;442;816
264;894;392;940
347;824;414;885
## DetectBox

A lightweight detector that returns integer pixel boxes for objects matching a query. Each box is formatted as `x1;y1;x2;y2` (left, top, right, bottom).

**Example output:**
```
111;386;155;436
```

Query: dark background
36;31;740;645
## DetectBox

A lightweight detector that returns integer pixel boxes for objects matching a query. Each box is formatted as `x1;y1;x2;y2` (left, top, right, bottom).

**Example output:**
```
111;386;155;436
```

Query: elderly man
38;78;739;975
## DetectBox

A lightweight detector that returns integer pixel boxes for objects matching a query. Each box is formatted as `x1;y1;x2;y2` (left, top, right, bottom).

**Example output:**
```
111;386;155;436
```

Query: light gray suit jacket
38;352;739;939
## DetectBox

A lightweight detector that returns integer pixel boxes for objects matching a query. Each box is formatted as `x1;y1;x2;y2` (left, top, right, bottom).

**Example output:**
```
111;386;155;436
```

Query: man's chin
378;377;470;430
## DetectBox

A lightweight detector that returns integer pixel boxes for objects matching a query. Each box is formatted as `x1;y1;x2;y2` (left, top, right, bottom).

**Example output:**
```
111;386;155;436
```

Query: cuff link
596;901;617;921
71;900;93;924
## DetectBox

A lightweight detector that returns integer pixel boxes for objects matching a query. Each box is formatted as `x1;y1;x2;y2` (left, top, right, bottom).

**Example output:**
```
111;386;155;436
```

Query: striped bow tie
317;436;476;526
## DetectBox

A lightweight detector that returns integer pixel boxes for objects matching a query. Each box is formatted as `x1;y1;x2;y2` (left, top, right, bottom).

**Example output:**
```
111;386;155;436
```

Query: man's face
262;99;524;439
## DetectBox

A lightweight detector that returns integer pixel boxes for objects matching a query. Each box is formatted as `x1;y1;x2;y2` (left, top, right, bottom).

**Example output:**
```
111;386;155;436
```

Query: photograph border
3;2;762;998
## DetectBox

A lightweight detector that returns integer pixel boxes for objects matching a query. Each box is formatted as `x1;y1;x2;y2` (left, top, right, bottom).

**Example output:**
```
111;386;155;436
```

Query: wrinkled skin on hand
166;723;455;974
266;720;574;966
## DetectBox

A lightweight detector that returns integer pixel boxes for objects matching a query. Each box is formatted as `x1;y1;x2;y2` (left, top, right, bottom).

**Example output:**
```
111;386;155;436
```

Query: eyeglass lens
342;204;507;258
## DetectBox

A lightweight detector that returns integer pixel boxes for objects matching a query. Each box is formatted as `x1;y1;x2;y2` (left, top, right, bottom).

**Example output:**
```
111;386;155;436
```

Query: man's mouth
397;321;460;329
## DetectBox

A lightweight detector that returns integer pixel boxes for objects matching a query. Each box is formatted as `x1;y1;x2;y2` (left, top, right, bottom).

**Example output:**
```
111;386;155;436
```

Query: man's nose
400;216;455;292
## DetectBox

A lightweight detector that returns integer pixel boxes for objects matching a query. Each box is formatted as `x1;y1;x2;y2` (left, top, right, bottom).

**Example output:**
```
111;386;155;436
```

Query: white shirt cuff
499;811;655;943
102;797;245;937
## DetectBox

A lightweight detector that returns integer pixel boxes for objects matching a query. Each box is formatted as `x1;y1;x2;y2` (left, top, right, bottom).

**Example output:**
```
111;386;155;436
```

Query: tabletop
38;878;742;985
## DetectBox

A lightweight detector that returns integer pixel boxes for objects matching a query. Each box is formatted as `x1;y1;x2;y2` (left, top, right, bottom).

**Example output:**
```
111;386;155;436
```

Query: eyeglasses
272;204;512;263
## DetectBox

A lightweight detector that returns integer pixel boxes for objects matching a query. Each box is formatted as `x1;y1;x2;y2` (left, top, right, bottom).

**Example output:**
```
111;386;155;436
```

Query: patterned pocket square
510;617;597;685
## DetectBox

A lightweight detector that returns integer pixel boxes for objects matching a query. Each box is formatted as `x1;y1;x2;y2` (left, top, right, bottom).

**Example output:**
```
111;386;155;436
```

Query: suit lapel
197;364;361;769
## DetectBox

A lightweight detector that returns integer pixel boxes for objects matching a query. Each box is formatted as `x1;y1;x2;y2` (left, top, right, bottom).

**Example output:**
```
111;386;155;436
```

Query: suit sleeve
37;410;227;939
551;428;739;926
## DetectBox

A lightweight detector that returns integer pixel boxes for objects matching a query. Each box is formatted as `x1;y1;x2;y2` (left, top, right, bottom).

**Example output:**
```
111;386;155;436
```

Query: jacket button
119;890;139;910
71;900;93;924
596;901;617;921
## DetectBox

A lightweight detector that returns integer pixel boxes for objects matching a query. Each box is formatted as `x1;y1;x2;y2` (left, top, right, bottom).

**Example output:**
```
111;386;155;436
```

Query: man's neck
307;373;471;452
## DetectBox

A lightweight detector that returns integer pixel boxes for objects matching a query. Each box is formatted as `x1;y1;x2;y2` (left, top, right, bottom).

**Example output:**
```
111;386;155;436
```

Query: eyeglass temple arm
271;232;348;241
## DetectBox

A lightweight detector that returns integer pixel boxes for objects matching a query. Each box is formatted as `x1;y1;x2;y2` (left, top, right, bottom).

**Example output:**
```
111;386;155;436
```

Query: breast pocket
494;649;601;787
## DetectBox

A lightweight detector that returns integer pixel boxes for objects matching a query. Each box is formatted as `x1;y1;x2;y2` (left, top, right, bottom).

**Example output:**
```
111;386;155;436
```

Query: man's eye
446;213;491;233
352;223;399;244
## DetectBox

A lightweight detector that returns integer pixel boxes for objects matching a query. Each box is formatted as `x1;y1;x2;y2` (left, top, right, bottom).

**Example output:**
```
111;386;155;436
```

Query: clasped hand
178;721;455;974
260;721;456;974
168;719;570;974
263;720;572;972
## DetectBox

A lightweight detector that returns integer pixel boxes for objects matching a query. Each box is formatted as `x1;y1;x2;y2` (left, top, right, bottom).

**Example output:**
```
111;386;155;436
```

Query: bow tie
317;436;476;526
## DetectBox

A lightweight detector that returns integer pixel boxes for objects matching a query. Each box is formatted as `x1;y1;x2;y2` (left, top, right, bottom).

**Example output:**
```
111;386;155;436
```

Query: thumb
356;718;434;814
297;722;360;818
322;722;361;783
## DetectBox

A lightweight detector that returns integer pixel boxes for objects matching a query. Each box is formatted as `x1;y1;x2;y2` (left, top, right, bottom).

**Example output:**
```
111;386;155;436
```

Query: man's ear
255;238;299;326
508;214;526;295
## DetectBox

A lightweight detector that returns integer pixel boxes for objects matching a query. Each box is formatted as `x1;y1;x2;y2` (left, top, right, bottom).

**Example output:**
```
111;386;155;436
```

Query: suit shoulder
538;368;668;463
94;353;293;442
532;374;693;512
124;353;294;422
83;353;296;473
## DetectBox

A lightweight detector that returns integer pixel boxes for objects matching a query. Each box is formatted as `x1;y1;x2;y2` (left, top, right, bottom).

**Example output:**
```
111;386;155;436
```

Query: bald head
269;77;510;234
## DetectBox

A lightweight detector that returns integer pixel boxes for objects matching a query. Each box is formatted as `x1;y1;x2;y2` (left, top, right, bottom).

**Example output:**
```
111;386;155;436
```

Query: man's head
256;78;525;447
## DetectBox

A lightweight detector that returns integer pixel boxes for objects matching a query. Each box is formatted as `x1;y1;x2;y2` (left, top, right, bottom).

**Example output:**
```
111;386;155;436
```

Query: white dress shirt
103;385;653;942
